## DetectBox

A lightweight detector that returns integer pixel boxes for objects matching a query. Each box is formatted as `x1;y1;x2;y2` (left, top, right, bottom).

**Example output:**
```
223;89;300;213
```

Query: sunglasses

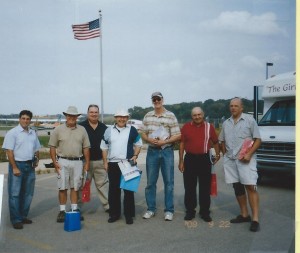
152;97;162;102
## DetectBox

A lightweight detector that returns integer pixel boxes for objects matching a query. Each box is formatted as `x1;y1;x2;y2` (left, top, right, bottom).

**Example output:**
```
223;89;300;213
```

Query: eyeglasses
152;97;162;102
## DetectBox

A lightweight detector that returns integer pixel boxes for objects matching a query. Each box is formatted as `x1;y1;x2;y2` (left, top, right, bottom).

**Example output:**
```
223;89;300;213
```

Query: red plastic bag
210;173;217;196
81;179;91;202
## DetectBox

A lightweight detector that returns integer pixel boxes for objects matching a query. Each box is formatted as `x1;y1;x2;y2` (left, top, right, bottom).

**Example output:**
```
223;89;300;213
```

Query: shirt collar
229;113;246;123
113;123;129;132
150;108;167;117
17;124;34;134
64;122;77;129
190;121;205;127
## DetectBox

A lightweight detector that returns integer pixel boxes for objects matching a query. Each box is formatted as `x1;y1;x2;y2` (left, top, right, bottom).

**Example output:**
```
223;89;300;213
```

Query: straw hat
63;106;81;116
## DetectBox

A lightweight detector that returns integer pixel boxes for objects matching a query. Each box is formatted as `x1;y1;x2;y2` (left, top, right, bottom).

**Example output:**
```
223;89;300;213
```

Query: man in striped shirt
179;107;220;222
141;92;181;221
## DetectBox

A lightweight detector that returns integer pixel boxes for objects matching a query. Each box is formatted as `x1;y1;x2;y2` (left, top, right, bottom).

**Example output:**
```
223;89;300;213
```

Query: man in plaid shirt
141;92;181;221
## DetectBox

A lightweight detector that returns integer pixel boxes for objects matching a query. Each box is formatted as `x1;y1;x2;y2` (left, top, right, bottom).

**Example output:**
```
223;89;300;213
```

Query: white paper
82;171;88;188
149;126;170;149
118;161;140;181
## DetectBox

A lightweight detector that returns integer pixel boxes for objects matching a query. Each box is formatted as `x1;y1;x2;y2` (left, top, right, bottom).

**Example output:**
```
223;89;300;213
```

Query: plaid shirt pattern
142;109;180;138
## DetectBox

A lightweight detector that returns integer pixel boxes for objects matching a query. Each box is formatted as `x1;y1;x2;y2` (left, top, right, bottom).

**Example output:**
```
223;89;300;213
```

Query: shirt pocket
237;126;252;139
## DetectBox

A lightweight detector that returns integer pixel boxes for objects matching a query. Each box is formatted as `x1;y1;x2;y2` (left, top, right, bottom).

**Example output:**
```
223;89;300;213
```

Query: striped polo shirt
142;109;180;145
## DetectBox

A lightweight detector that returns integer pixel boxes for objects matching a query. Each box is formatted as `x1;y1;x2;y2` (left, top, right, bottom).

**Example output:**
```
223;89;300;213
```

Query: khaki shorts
57;158;83;191
223;155;258;185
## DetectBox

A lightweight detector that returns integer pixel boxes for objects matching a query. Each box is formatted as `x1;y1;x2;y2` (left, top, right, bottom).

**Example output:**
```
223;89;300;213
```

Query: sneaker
230;215;251;223
73;209;84;221
164;212;173;221
13;222;23;229
250;221;260;232
57;211;66;223
143;211;155;219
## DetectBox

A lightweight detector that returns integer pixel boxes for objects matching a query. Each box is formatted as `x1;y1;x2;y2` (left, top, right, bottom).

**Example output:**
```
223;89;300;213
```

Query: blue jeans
8;161;36;224
145;146;174;213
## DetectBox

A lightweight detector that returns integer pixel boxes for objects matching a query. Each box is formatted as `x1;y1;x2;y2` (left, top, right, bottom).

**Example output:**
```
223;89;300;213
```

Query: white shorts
57;158;83;191
223;155;258;185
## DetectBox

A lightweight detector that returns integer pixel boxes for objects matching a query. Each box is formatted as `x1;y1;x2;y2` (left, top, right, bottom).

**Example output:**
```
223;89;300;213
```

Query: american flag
72;19;100;40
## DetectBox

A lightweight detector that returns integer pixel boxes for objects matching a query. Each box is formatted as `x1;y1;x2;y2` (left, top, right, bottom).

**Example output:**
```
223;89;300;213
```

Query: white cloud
199;11;286;36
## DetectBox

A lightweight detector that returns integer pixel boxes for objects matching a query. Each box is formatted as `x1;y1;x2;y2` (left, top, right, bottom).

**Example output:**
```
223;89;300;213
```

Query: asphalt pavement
0;151;295;253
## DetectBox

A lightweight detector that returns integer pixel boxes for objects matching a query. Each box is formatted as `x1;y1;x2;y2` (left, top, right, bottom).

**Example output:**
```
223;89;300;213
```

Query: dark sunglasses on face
152;97;162;102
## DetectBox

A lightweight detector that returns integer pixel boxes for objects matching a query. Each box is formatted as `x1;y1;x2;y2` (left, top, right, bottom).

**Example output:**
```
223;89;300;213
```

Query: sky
0;0;296;115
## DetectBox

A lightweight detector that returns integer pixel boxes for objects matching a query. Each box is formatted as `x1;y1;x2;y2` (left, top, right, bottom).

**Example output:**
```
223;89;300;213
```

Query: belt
15;160;32;163
186;153;208;156
57;156;83;161
149;145;172;150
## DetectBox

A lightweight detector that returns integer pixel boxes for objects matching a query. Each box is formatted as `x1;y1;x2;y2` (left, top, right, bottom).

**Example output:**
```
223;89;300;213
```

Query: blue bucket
64;211;81;232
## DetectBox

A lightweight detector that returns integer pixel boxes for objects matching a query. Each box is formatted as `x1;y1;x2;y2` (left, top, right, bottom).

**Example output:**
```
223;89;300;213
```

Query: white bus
256;71;296;176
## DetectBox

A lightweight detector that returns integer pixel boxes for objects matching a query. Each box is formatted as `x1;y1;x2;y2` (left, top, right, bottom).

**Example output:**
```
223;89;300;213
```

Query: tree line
128;98;264;124
0;98;264;125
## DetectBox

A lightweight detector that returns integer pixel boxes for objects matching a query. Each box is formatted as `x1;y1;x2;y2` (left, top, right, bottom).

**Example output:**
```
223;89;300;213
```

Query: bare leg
236;194;249;217
245;185;259;221
70;188;78;204
59;190;67;204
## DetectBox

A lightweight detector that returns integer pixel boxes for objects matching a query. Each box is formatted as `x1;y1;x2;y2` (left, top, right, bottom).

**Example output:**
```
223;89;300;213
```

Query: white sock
60;205;66;212
71;204;78;211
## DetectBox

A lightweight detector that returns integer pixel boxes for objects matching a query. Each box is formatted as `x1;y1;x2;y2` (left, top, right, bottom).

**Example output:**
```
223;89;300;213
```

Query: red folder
238;139;254;160
210;173;217;196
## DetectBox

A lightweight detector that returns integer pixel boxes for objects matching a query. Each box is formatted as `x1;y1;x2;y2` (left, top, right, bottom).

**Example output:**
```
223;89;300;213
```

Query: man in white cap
101;109;143;225
141;92;181;221
49;106;90;223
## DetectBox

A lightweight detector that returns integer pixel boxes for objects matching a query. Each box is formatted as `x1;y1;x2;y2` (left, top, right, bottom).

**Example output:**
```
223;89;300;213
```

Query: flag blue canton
89;19;99;30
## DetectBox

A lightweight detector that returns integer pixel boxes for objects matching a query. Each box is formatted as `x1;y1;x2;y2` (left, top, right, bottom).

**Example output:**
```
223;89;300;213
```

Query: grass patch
38;136;50;147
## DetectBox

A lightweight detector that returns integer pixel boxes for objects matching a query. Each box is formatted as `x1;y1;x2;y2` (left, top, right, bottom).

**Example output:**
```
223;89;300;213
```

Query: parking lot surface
0;151;295;253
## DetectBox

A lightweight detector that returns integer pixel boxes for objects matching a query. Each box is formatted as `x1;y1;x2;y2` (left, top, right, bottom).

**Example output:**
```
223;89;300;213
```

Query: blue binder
120;173;141;192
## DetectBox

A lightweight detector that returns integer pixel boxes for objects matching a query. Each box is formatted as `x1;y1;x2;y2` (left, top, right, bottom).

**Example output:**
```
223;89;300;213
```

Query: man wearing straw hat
49;106;90;223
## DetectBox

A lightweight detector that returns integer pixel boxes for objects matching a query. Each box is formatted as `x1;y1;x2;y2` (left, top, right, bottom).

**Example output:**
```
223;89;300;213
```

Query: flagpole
99;10;104;123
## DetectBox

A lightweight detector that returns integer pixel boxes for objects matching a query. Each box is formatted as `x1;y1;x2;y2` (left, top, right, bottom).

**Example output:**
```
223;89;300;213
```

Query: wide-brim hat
151;91;163;99
63;106;81;116
114;109;130;117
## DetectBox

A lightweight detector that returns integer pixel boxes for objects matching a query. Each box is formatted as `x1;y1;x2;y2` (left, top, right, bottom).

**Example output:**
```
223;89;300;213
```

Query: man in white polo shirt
101;109;142;225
